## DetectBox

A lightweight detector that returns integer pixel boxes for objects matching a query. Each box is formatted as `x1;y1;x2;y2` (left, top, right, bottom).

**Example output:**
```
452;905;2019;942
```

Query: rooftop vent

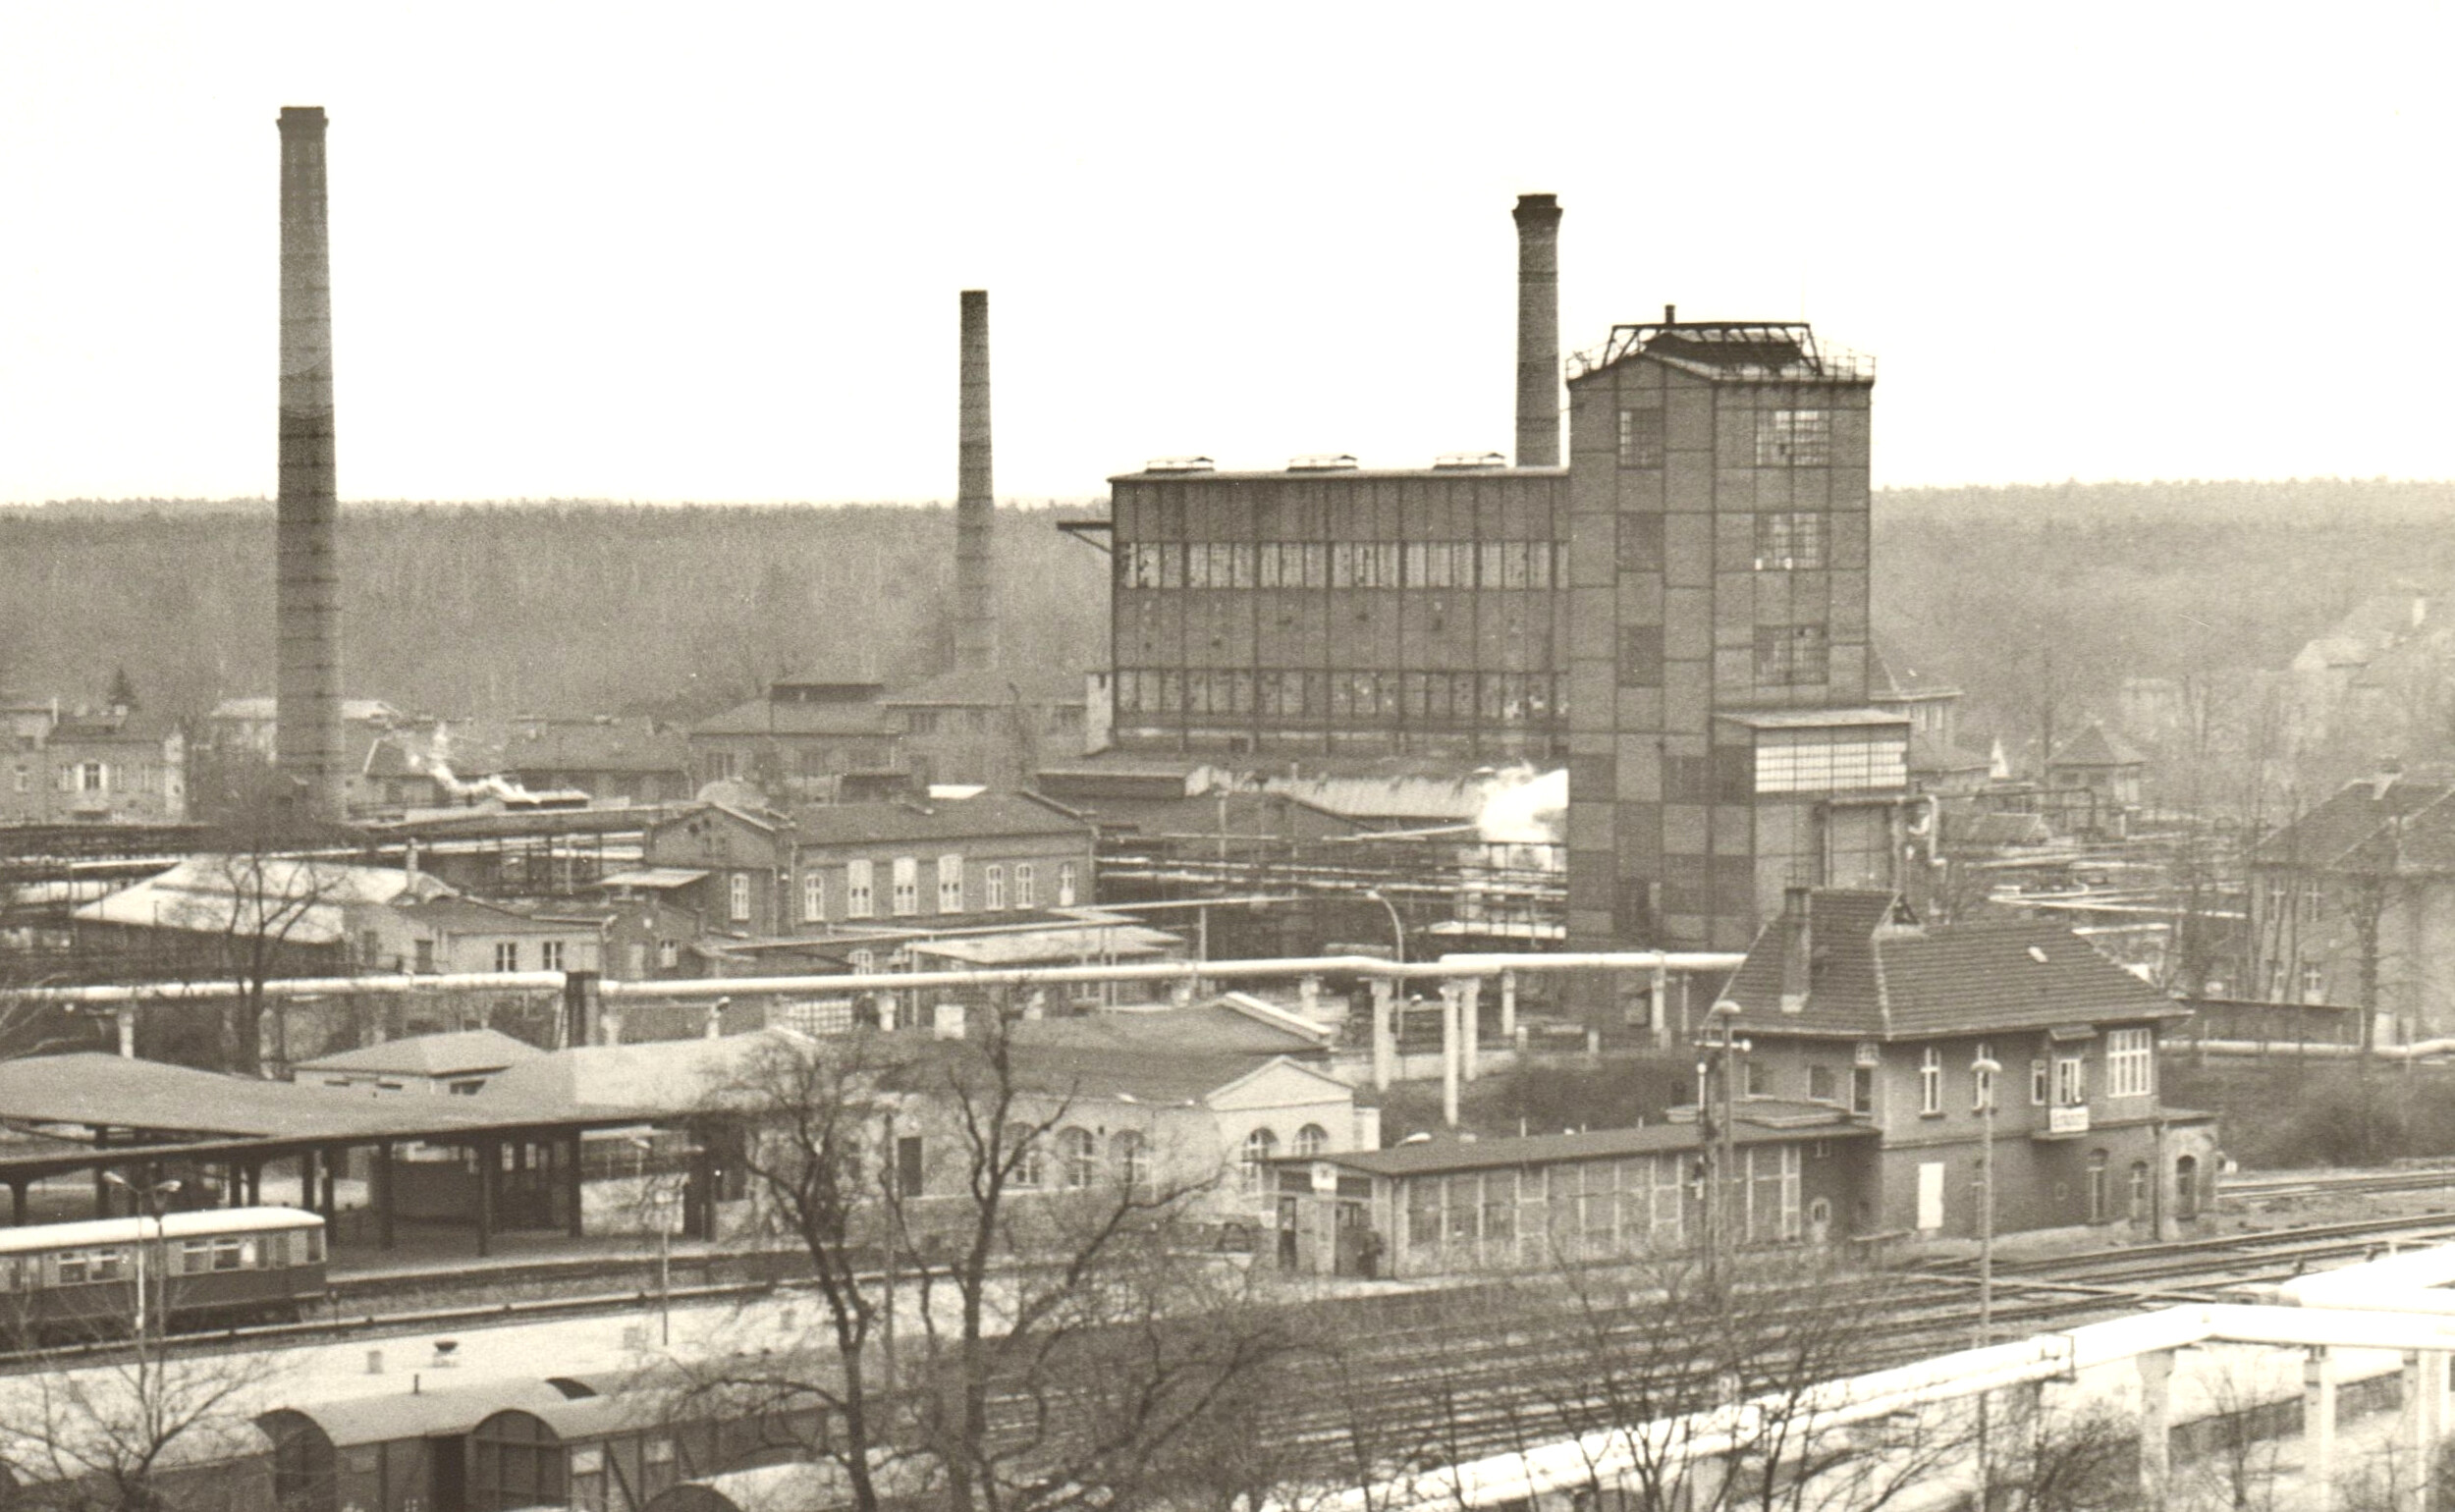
1286;454;1359;472
1145;456;1216;474
1433;452;1508;470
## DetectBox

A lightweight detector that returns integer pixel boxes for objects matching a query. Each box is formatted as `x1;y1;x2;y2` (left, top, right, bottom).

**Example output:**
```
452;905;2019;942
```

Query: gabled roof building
1707;888;2213;1241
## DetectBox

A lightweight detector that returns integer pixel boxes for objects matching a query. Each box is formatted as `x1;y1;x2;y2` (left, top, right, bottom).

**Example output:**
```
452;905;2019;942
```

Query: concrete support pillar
1499;971;1517;1038
2401;1349;2447;1512
2138;1348;2174;1505
1651;962;1669;1048
876;993;897;1032
299;1148;316;1217
2305;1345;2340;1512
319;1148;337;1218
565;1132;587;1238
1460;978;1482;1082
116;1007;136;1058
1299;975;1321;1015
475;1141;497;1258
1440;984;1462;1128
375;1142;395;1250
8;1181;24;1226
1369;980;1395;1092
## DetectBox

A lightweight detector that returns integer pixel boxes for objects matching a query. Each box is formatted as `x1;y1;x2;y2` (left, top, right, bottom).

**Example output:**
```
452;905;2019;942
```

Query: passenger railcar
0;1207;326;1337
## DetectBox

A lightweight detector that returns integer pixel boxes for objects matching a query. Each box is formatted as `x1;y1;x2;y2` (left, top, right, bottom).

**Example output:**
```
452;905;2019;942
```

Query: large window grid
1752;728;1908;794
1395;1149;1784;1269
1755;408;1832;466
1753;512;1827;569
1118;540;1561;591
1754;624;1831;686
1618;406;1666;468
1117;669;1564;728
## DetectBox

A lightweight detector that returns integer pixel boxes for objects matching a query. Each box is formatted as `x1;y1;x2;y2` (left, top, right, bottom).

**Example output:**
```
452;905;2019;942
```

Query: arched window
1111;1130;1149;1196
469;1411;564;1510
1006;1124;1044;1190
2086;1150;2109;1224
1058;1128;1097;1190
2174;1154;2200;1221
2127;1161;2151;1224
1241;1128;1280;1194
1293;1124;1330;1158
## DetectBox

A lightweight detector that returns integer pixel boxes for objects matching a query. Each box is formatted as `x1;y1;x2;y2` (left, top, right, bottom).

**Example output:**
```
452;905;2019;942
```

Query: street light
1971;1054;2002;1344
101;1172;181;1339
1361;890;1405;964
1700;999;1747;1292
627;1136;673;1347
1972;1053;2002;1508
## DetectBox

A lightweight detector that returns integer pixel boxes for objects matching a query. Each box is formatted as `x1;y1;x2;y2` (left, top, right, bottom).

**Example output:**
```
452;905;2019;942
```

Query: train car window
56;1253;85;1285
211;1239;244;1271
180;1240;211;1275
91;1249;126;1282
305;1227;326;1263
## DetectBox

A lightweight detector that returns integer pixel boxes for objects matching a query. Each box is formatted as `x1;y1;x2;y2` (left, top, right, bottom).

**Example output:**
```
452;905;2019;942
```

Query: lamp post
1972;1053;2001;1511
101;1171;181;1339
1701;999;1746;1292
627;1136;672;1346
1972;1054;2001;1344
1362;890;1405;964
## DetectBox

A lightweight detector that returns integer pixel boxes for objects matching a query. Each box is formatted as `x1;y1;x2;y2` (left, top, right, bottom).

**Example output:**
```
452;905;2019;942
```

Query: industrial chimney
276;106;344;819
954;290;997;673
1510;193;1562;469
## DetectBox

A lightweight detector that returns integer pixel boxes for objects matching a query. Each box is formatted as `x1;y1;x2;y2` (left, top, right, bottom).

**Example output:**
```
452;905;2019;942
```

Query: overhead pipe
18;951;1743;1006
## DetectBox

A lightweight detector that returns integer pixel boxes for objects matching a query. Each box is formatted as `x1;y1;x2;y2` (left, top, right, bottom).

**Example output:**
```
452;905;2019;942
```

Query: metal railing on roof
1567;323;1877;384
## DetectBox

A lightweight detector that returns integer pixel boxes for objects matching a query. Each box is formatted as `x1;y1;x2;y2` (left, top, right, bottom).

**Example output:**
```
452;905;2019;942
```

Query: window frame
1918;1046;1942;1116
846;859;875;919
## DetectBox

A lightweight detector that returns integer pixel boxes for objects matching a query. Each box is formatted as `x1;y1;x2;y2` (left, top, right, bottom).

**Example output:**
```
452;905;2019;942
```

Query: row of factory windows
1113;670;1561;726
1116;519;1838;595
1400;1146;1805;1269
1118;540;1562;591
1615;406;1835;470
1616;624;1832;687
726;859;1083;925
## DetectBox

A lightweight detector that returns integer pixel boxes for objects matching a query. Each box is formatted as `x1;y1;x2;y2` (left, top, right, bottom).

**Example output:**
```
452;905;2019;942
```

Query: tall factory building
1091;198;1910;959
1105;460;1569;762
1104;192;1572;764
1560;321;1906;953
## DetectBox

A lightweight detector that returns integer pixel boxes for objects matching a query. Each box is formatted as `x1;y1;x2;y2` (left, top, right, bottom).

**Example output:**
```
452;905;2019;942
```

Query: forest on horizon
3;478;2451;767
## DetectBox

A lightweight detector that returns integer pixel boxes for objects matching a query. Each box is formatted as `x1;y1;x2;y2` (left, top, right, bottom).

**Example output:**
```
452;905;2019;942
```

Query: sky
2;3;2450;505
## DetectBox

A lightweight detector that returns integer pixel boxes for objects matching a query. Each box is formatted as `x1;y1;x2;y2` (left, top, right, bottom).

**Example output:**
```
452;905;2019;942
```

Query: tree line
5;479;2448;765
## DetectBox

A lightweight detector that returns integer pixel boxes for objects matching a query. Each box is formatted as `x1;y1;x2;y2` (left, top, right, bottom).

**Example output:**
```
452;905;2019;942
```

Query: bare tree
681;1015;1298;1512
0;1255;280;1511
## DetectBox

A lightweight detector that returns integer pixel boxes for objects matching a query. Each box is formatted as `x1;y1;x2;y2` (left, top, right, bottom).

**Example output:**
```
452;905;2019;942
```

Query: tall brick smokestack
955;289;996;672
1511;193;1562;468
276;106;343;818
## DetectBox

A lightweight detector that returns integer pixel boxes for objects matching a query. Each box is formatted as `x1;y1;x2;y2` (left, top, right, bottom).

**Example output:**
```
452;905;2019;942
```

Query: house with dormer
1711;888;2216;1241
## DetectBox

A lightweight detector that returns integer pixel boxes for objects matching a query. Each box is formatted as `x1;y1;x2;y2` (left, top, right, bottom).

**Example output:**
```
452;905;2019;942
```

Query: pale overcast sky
2;3;2448;505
